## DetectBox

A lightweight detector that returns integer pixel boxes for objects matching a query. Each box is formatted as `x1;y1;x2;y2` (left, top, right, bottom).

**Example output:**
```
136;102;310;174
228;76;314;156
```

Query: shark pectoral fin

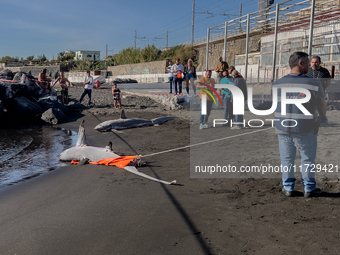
79;158;90;165
121;109;127;119
123;166;176;185
105;141;113;151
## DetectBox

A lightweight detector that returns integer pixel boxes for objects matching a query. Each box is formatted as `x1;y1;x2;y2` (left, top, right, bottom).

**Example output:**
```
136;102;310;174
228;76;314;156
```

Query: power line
109;0;260;52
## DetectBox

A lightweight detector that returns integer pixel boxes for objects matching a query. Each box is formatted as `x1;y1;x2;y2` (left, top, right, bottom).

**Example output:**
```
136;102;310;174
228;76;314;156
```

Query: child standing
112;82;122;109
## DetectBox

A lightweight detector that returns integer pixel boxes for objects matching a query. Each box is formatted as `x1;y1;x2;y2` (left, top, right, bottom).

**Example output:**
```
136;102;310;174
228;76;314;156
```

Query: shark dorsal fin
121;109;127;119
105;141;113;151
76;120;88;146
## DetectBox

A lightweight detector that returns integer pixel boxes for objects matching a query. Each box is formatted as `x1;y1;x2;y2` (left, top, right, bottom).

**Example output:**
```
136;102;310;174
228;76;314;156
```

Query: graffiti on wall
130;68;150;74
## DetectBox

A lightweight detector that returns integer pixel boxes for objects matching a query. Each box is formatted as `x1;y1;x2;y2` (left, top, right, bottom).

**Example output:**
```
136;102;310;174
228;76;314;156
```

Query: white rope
143;126;273;158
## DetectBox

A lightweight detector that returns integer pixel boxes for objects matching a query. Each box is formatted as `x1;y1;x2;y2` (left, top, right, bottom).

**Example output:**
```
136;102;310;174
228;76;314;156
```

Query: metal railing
183;0;340;82
183;0;340;47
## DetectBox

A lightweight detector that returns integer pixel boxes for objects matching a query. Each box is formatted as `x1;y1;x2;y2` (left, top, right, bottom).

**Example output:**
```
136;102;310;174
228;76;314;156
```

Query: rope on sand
143;126;273;158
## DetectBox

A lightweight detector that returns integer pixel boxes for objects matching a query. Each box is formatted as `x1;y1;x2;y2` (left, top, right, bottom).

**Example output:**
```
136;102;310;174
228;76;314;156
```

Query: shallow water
0;126;77;188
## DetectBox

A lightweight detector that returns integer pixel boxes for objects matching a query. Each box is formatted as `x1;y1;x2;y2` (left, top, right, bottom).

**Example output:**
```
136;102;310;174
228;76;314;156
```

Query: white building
75;50;100;61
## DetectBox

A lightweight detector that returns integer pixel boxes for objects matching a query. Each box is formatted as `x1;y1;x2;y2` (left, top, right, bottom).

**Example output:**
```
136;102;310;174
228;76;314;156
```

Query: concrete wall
65;70;107;83
107;60;168;76
194;34;261;72
3;66;61;78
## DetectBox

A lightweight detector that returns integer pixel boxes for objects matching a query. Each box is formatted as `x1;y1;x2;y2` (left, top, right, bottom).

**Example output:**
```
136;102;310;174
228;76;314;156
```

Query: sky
0;0;262;60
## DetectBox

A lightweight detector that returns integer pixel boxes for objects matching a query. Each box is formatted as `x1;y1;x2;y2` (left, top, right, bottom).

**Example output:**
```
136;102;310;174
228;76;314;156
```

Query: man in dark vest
230;70;247;130
272;52;327;198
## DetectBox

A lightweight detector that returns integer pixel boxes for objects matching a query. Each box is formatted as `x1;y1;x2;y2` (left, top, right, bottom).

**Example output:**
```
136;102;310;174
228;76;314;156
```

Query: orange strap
71;156;137;169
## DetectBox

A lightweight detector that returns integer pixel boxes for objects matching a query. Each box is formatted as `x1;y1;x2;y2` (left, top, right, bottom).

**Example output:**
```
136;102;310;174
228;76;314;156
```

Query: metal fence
185;0;340;82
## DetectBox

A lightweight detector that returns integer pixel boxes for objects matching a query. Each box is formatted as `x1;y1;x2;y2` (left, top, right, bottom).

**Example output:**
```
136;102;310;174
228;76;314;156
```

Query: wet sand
1;84;340;254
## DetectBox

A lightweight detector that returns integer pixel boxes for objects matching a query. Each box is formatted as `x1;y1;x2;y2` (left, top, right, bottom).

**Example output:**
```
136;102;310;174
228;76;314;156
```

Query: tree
36;54;47;62
57;52;74;62
0;56;19;63
41;54;47;62
140;45;161;62
114;47;141;65
57;52;65;61
26;55;35;61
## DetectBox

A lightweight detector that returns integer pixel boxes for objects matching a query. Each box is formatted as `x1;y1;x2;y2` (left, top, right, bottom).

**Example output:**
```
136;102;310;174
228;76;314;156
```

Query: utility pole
106;44;108;58
166;30;168;48
134;30;137;49
191;0;195;46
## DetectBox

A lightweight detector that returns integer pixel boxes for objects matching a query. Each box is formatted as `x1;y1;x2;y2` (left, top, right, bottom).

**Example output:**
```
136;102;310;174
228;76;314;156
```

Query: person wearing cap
79;70;94;106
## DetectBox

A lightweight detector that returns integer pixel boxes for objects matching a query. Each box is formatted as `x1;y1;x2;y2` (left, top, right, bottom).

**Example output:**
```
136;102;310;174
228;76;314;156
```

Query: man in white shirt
79;70;94;106
171;58;184;95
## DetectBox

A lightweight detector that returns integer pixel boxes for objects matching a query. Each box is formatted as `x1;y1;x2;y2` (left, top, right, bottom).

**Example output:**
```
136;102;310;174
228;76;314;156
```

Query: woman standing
185;59;197;96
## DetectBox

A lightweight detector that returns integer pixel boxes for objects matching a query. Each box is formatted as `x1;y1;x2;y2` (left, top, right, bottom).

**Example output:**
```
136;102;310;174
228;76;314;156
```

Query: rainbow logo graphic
197;82;223;107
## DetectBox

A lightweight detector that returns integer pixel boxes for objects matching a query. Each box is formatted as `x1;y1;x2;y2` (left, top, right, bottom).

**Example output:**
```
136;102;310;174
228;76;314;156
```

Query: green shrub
114;47;141;65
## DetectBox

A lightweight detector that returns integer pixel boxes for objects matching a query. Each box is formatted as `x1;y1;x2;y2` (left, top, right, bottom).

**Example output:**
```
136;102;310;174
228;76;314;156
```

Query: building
75;50;101;61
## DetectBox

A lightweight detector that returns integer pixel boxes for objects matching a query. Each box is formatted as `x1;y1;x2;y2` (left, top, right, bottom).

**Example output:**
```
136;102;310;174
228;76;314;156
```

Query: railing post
206;28;210;71
272;3;280;82
308;0;316;58
245;14;250;80
223;21;228;62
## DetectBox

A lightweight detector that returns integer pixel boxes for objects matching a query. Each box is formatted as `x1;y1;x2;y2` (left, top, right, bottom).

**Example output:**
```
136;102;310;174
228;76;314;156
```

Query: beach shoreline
1;86;340;254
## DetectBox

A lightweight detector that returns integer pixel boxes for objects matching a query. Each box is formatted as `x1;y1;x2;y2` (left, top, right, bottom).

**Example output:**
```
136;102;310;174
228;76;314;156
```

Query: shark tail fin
121;109;127;119
76;120;88;146
105;141;113;151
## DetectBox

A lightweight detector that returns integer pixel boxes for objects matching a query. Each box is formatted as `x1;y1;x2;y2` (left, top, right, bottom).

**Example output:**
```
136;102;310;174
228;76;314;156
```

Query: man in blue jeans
79;70;94;106
272;52;327;198
171;58;184;95
166;60;174;93
197;70;216;129
220;70;234;125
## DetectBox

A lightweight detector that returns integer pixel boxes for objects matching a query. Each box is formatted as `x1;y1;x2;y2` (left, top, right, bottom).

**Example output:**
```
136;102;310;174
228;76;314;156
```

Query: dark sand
1;84;340;254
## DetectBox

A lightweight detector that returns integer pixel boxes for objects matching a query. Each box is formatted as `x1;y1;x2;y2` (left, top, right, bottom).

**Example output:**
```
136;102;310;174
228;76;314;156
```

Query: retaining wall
107;60;168;76
3;66;61;78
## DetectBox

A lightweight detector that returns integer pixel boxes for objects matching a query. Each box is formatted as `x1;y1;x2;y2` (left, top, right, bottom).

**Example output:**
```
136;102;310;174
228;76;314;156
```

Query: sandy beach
1;83;340;254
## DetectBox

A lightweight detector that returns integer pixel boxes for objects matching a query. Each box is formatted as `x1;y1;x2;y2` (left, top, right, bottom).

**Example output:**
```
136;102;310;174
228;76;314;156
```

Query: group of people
166;58;197;95
199;52;331;198
198;62;246;130
37;68;71;105
37;69;122;108
78;70;122;109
